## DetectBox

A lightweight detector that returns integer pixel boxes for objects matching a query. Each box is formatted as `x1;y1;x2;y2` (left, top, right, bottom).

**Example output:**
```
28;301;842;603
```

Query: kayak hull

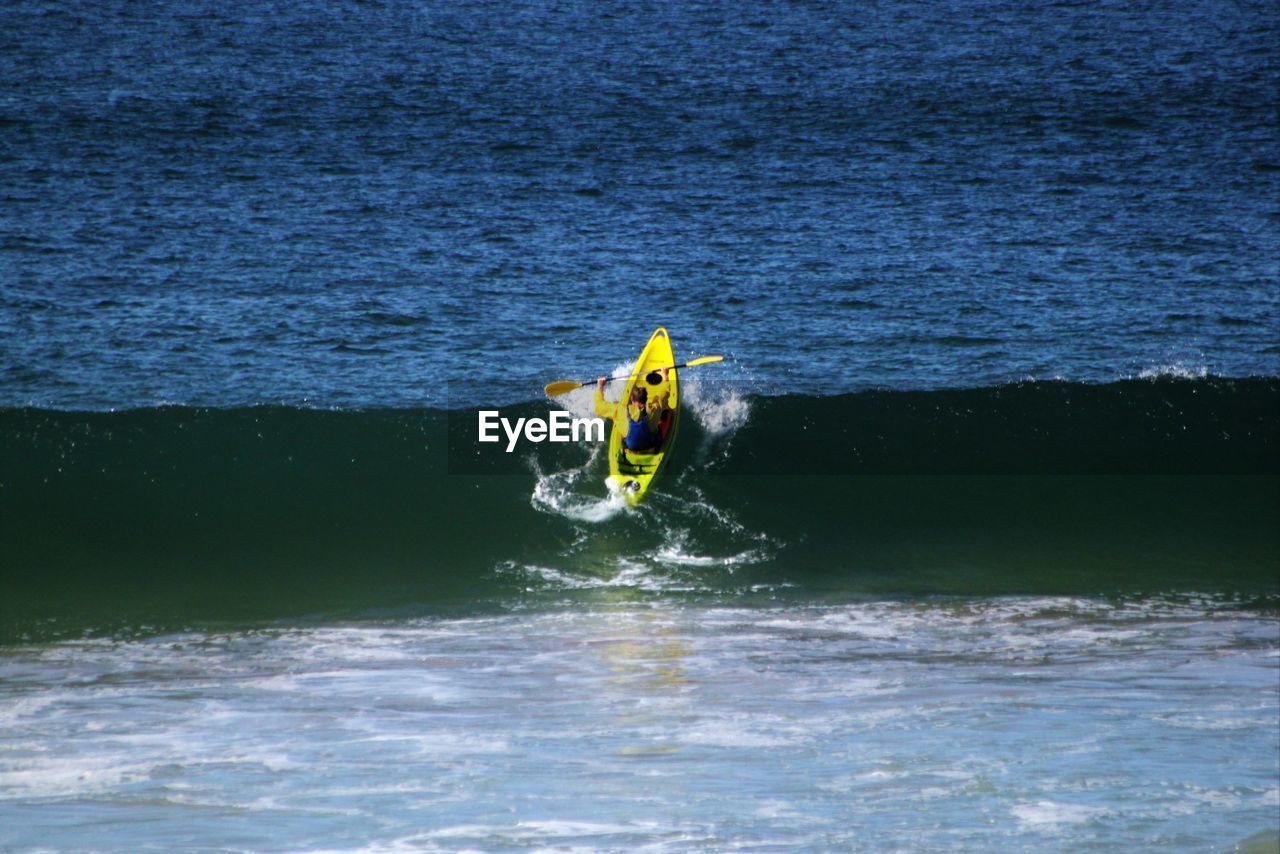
608;328;678;505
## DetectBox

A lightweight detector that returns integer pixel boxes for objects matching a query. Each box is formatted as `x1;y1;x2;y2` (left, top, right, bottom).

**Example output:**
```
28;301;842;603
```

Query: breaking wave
2;376;1276;642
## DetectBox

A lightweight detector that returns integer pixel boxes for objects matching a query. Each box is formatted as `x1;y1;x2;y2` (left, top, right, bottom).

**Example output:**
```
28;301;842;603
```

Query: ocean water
2;0;1278;407
1;601;1277;851
2;0;1279;850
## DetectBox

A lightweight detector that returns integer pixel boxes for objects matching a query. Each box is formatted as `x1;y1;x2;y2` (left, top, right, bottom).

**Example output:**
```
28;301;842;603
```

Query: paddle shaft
544;356;723;397
594;358;716;387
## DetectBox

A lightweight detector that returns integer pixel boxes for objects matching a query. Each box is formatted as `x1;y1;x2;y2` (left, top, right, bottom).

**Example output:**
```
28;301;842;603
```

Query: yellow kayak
604;328;679;505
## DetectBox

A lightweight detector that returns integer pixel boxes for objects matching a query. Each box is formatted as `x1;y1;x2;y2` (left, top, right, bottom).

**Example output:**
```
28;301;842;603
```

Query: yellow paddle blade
544;380;583;397
683;355;724;367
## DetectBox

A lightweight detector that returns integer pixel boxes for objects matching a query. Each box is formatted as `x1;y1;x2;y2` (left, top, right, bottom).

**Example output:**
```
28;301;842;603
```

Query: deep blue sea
2;0;1278;407
2;1;1278;850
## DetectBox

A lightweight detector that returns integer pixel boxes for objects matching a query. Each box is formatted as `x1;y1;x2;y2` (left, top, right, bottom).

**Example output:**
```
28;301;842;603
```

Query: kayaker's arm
593;377;615;419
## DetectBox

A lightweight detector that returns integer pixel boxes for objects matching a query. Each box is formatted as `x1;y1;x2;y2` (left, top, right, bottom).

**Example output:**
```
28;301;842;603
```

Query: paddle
544;356;724;397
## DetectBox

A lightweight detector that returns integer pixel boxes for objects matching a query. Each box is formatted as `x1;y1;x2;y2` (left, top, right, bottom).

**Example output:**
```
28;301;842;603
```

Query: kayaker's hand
596;376;606;392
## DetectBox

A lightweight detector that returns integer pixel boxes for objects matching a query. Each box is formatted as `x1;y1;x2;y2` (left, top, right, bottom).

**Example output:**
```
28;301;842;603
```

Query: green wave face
3;377;1277;643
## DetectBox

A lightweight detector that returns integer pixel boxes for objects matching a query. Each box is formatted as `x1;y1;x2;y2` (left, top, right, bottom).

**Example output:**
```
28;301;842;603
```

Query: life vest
624;403;663;450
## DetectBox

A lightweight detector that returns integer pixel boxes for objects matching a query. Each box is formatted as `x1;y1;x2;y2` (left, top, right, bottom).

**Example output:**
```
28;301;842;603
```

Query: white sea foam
505;563;601;590
652;543;763;568
682;376;751;437
1135;362;1210;380
502;558;677;592
0;693;68;727
1;597;1274;851
529;456;629;522
0;754;154;798
326;819;693;854
346;733;510;756
1011;800;1109;830
677;714;806;749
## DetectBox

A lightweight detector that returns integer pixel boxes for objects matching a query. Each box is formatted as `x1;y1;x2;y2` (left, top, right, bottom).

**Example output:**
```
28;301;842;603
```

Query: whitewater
2;599;1276;851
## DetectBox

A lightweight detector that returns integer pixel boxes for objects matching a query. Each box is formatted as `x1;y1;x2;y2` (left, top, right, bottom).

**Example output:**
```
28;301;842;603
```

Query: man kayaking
595;367;673;453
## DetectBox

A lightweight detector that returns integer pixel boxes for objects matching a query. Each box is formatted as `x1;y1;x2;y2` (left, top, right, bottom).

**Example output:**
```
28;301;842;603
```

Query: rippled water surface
2;599;1276;851
2;0;1278;408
